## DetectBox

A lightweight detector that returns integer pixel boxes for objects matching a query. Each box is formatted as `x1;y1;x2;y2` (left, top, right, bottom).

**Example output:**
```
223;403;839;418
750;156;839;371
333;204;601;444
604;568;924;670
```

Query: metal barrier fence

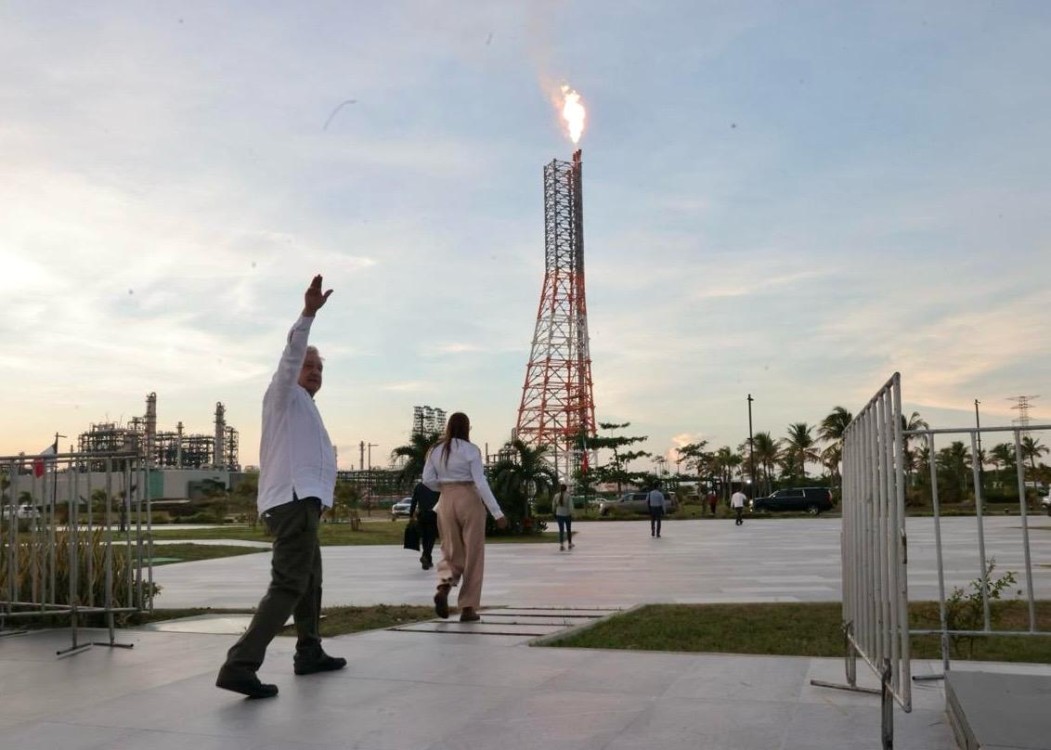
812;372;910;750
909;422;1051;676
816;372;1051;749
0;450;154;657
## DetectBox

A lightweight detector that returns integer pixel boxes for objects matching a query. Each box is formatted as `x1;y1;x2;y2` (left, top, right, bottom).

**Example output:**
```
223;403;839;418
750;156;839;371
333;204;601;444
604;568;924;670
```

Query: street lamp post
747;394;756;497
974;399;984;491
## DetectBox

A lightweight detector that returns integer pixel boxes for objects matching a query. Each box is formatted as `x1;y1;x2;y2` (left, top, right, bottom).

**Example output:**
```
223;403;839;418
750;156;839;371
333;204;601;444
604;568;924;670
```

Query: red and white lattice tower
515;149;596;482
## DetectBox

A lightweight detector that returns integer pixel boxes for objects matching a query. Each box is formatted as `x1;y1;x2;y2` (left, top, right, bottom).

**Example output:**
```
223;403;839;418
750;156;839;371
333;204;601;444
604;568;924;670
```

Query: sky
2;1;1049;473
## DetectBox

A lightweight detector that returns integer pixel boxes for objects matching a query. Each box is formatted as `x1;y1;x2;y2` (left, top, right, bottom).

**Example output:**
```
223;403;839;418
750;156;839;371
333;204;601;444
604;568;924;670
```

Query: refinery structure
78;393;240;472
69;392;244;500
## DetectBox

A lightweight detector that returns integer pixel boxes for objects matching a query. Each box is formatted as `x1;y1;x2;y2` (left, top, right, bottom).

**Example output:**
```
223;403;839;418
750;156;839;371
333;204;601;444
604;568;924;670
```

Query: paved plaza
154;516;1051;609
1;516;1049;749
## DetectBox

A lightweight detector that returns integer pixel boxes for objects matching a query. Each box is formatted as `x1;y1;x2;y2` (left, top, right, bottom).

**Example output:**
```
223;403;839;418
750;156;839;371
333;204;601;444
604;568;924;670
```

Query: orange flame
560;85;586;144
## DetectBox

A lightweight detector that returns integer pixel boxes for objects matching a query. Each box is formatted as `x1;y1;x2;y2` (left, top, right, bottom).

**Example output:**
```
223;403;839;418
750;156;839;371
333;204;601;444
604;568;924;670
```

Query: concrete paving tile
802;658;950;713
346;641;574;689
664;653;812;702
600;696;798;750
778;702;957;750
427;689;643;750
0;721;140;750
537;649;694;696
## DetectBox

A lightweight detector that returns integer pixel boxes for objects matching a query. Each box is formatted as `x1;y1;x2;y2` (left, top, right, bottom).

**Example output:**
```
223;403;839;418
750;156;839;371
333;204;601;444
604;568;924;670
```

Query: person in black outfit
410;481;440;569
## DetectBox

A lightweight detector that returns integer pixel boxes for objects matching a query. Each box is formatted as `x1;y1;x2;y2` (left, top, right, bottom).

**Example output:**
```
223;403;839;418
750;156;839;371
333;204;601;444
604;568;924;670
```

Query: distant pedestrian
647;483;665;538
553;483;574;551
410;481;440;570
423;412;508;622
731;489;747;526
707;492;717;517
216;275;345;701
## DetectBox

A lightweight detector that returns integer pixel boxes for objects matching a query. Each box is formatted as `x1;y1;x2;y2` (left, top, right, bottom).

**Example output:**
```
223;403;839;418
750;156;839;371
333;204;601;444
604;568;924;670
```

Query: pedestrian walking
423;412;507;622
731;488;747;526
410;481;440;569
216;275;345;700
647;483;665;538
707;492;718;517
553;483;574;551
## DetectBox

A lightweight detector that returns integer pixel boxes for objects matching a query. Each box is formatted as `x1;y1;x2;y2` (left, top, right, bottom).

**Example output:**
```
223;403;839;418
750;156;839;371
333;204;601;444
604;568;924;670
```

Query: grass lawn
146;543;267;566
548;601;1051;663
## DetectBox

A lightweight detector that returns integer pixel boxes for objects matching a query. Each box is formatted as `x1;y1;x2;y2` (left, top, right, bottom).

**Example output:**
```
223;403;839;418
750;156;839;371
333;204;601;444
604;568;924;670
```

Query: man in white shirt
730;488;748;526
647;483;666;538
217;275;344;699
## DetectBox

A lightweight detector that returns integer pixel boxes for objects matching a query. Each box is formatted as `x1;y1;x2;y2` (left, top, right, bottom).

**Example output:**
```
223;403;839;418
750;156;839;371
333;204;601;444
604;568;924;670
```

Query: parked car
0;504;41;520
598;491;678;517
750;487;833;515
390;497;412;520
1041;493;1050;517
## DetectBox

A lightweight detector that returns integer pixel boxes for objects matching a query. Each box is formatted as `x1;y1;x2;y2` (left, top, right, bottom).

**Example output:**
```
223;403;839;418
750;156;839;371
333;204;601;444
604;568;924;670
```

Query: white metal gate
812;373;910;749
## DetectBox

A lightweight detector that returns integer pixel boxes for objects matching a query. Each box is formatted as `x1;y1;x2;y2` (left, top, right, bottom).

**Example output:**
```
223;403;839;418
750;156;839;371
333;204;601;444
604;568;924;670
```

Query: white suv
1041;493;1050;517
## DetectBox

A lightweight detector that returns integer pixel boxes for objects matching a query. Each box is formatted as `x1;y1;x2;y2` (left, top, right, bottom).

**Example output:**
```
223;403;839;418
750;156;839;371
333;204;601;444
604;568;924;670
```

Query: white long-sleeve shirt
422;438;504;520
257;315;337;513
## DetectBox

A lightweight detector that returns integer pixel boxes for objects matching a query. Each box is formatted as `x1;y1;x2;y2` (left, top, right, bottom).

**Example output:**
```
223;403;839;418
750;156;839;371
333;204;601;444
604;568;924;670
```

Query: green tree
819;406;853;495
1021;436;1049;476
332;479;362;525
988;442;1015;488
676;440;712;496
901;411;929;488
490;440;557;534
711;446;742;501
390;431;440;490
230;471;259;525
784;423;820;482
752;431;780;495
936;441;972;503
591;422;650;493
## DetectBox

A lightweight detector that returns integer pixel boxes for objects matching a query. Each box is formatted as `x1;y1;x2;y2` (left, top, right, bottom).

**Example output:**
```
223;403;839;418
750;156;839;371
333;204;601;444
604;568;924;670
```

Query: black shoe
216;667;279;699
294;652;347;676
434;584;450;619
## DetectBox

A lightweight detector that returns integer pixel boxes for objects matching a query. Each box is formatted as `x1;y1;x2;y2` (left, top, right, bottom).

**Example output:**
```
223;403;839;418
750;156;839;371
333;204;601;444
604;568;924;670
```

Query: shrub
944;558;1019;659
0;529;157;612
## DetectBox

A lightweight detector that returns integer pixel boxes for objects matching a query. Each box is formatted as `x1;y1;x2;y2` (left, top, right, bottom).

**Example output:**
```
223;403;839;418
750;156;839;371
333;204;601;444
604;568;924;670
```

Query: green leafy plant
944;558;1018;658
1;529;157;617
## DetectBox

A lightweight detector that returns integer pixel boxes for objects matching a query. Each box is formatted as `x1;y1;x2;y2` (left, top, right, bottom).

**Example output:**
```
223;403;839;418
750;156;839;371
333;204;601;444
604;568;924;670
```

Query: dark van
750;487;833;515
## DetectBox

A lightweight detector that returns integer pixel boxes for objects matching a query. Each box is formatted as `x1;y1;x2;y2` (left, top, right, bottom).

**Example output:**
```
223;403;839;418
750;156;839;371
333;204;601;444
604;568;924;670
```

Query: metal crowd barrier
0;450;154;657
816;373;1051;749
910;422;1051;676
811;372;910;750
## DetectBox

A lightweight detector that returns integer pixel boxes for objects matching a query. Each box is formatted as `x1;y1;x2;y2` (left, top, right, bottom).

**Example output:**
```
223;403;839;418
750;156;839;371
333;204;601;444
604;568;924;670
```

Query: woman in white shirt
422;412;507;622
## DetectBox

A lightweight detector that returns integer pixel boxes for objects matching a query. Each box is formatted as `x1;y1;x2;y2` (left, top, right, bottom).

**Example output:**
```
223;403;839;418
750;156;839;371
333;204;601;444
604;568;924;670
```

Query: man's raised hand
303;275;333;317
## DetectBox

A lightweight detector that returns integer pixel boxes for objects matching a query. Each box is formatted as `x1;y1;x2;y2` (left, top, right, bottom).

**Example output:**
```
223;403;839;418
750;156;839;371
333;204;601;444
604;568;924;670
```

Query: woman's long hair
440;412;471;466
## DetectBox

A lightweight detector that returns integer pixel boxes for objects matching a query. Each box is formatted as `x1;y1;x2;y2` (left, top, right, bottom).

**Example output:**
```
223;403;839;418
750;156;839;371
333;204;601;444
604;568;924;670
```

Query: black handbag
403;519;421;551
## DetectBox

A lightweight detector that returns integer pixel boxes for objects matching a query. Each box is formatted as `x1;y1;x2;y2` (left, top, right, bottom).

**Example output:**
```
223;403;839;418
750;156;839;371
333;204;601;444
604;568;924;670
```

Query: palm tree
989;443;1016;488
784;423;820;481
901;411;929;487
389;431;440;489
819;406;853;494
711;446;742;500
1021;436;1049;475
490;440;558;532
752;431;780;495
936;441;972;503
819;406;853;446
